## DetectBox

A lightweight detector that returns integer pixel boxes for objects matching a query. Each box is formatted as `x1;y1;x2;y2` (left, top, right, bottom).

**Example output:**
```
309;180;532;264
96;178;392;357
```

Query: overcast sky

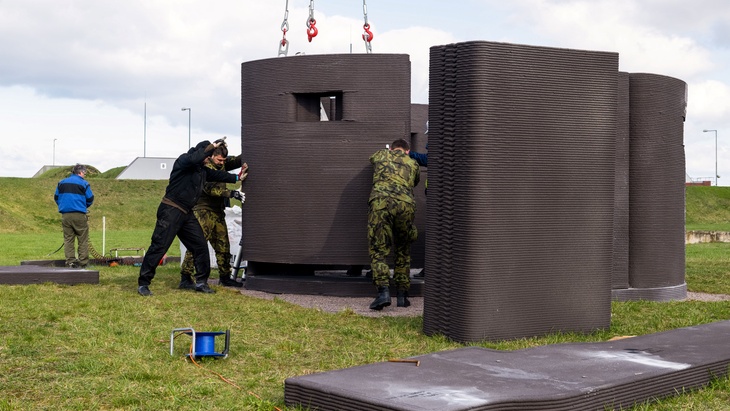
1;0;729;184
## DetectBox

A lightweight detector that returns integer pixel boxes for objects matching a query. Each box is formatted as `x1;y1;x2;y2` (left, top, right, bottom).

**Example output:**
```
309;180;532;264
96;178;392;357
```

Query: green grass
0;264;729;411
0;177;169;234
685;186;730;231
686;242;730;294
0;230;180;266
1;178;730;410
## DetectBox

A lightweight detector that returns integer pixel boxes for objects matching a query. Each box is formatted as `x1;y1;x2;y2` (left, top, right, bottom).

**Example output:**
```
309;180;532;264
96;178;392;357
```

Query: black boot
397;290;411;307
178;274;196;290
369;286;391;310
195;282;216;294
219;275;243;288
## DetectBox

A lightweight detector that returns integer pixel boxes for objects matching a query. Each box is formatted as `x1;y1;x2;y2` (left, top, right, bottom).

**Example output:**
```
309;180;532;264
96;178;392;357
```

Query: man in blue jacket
54;164;94;268
137;139;244;296
409;144;427;168
409;144;427;278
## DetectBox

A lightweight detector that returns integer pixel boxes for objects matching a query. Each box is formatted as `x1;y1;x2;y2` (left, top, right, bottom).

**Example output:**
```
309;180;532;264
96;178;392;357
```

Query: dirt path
238;288;424;317
686;291;730;302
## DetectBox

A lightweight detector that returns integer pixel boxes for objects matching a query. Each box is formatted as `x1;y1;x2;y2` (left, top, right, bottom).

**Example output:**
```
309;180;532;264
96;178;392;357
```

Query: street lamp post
53;138;57;166
181;107;191;149
703;129;718;186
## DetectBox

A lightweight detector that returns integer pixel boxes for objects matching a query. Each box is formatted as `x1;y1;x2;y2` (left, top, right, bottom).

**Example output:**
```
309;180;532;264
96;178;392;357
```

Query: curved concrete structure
618;73;688;302
240;54;424;294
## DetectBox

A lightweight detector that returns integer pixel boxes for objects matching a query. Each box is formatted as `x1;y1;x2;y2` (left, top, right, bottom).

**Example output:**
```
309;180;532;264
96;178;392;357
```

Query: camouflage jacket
193;155;244;213
368;148;420;205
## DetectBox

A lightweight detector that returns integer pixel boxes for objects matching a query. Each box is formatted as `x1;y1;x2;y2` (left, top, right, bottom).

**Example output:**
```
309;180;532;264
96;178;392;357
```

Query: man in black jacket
137;139;244;296
179;142;247;289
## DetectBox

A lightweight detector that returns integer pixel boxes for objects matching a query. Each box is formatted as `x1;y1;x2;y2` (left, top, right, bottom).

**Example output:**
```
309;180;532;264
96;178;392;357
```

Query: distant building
32;165;67;177
685;172;713;186
116;157;175;180
686;180;712;186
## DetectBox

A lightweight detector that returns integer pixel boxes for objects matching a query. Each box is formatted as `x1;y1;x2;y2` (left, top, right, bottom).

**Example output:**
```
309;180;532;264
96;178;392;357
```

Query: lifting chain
278;0;290;56
362;0;373;53
306;0;318;42
276;0;373;55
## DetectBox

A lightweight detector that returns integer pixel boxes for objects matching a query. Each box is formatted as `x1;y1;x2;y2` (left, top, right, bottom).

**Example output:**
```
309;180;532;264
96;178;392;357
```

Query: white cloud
0;85;221;176
687;80;730;120
378;27;458;103
505;0;713;78
1;0;730;183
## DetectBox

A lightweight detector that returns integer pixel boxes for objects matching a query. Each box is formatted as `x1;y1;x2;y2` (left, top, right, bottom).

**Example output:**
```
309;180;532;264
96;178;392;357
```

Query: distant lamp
181;107;191;149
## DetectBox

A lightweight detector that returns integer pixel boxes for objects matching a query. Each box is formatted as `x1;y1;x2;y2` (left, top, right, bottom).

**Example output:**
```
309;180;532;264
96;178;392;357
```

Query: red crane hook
307;18;318;42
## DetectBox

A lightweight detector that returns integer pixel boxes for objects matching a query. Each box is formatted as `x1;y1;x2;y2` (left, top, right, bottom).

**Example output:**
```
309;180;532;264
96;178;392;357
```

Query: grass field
686;185;730;231
1;176;730;410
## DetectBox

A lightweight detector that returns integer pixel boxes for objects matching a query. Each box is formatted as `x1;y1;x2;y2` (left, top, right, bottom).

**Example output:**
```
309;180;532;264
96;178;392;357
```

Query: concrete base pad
0;265;99;285
245;273;424;297
20;257;180;267
285;320;730;410
611;283;687;302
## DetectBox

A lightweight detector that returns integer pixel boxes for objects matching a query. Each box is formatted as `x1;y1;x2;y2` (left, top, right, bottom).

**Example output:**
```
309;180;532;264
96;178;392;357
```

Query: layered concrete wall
239;44;687;342
424;41;618;342
240;54;416;267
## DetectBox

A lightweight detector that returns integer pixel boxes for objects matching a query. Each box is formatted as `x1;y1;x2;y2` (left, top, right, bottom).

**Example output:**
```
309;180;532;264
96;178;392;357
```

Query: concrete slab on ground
0;265;99;285
285;320;730;410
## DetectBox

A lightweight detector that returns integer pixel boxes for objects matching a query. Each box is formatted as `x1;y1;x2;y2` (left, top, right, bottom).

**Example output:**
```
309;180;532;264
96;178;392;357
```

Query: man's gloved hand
230;190;245;203
213;137;227;148
238;163;249;181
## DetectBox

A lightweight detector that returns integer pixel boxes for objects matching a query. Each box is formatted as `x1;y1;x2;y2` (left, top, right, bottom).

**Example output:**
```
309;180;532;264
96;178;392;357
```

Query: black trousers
138;203;211;287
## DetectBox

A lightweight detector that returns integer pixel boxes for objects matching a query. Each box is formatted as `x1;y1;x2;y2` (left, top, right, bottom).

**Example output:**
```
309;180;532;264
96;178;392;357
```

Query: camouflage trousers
181;209;232;279
368;197;418;290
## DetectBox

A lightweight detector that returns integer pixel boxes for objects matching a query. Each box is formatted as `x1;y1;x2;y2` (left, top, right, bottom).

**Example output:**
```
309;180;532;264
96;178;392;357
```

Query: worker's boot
396;290;411;308
195;282;216;294
219;275;243;288
369;286;391;311
178;274;196;290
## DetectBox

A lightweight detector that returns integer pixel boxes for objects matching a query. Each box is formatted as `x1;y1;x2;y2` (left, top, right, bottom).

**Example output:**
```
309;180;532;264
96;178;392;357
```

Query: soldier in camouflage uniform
179;142;248;289
367;138;420;310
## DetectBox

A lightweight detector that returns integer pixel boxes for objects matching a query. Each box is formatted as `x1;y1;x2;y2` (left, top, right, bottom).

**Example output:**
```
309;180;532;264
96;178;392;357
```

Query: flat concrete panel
0;265;99;285
286;320;730;410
